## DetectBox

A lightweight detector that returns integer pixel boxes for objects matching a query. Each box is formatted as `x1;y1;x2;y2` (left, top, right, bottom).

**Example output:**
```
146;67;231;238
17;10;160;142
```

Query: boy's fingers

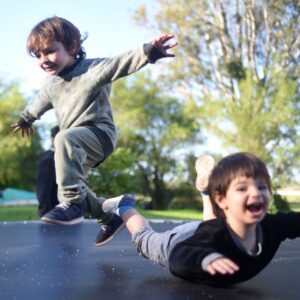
206;265;216;276
30;127;35;135
12;127;20;133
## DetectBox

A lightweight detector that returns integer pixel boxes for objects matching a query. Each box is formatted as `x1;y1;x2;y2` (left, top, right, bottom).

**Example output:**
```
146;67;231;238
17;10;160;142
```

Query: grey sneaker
195;155;215;193
102;194;136;215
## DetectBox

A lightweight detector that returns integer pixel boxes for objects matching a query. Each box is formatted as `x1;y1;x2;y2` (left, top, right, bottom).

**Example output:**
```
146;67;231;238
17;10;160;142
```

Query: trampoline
0;220;299;300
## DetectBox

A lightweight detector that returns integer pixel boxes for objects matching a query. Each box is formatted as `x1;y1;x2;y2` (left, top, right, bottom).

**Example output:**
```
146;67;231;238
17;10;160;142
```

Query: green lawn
287;196;300;211
0;205;202;222
1;197;299;222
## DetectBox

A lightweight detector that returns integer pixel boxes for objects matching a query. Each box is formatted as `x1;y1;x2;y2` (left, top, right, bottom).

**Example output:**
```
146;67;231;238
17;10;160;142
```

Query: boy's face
216;176;270;227
34;41;75;75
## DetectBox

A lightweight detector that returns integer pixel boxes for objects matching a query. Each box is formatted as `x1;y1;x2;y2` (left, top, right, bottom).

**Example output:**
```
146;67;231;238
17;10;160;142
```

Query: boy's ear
69;47;77;56
214;192;227;210
68;43;77;56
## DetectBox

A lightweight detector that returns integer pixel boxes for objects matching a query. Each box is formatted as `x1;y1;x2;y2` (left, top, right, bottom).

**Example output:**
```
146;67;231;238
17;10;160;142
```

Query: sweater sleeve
20;82;53;124
92;46;148;85
168;221;224;282
91;43;170;85
272;212;300;239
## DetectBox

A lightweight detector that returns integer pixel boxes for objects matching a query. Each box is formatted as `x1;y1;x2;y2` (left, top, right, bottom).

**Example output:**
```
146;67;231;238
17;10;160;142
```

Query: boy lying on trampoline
101;152;300;285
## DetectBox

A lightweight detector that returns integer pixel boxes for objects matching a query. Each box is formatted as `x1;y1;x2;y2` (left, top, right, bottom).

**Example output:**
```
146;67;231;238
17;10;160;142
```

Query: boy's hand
11;123;35;138
206;257;239;276
152;34;178;57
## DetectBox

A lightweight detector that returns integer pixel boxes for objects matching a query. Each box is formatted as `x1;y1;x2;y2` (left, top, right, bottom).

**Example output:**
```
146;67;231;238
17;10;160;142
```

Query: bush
167;182;202;210
168;195;202;210
269;193;290;213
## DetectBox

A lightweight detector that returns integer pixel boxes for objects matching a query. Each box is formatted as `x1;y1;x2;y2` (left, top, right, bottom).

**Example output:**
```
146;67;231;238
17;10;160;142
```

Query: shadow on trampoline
0;221;299;300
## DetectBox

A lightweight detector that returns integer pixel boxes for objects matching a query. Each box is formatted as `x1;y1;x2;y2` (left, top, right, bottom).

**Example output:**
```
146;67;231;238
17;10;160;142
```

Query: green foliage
134;0;300;185
88;147;142;197
167;182;202;210
269;193;290;213
0;80;43;190
102;72;201;209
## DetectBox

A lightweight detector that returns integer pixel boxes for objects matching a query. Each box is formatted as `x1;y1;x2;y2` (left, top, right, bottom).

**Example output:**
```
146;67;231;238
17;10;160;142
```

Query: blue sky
0;0;152;96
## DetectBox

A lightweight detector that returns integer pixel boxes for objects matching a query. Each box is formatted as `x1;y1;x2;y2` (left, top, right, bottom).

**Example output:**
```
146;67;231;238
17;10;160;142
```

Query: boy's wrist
143;43;166;64
201;252;224;271
17;118;31;128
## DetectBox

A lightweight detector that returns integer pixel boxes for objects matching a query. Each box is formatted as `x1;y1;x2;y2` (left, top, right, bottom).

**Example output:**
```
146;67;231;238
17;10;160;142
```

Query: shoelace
101;224;108;230
55;203;70;210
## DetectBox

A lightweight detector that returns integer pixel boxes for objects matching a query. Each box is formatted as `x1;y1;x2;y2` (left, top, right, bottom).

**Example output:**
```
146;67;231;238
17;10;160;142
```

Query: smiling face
215;176;271;230
35;40;75;75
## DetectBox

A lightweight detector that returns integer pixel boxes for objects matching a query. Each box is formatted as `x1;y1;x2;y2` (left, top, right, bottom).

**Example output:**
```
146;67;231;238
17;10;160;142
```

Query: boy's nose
39;54;49;63
249;184;260;197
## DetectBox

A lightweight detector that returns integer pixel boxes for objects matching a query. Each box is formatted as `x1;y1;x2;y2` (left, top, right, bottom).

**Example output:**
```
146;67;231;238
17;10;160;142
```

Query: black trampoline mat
1;220;299;300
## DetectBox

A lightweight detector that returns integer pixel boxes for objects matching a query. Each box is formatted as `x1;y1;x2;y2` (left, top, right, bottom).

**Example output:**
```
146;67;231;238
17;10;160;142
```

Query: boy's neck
58;57;83;76
226;219;258;252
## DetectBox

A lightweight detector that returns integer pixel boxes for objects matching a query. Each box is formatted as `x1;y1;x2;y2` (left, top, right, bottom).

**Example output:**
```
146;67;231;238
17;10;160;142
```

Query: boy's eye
46;48;56;54
258;184;268;191
236;186;246;192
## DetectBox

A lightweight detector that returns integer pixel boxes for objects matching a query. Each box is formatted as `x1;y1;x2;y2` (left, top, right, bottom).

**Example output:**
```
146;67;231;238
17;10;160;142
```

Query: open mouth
246;203;264;214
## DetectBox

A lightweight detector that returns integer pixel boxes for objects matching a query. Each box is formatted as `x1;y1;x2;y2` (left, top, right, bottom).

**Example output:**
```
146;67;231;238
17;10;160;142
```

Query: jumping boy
11;16;177;246
100;152;300;285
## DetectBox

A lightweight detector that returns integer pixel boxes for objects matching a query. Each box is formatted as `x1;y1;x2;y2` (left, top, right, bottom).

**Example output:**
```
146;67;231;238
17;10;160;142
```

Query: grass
285;196;300;211
0;205;202;222
0;205;39;222
1;196;299;222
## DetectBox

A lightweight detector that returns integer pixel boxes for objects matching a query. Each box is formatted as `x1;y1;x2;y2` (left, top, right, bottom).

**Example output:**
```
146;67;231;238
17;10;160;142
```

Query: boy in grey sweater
11;16;177;245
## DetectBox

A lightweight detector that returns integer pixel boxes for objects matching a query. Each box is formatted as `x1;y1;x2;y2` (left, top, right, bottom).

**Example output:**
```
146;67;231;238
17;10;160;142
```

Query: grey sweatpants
132;221;201;268
54;127;107;219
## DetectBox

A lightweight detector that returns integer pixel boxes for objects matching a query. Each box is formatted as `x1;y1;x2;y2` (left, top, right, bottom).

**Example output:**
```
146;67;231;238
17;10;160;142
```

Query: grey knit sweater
20;45;156;149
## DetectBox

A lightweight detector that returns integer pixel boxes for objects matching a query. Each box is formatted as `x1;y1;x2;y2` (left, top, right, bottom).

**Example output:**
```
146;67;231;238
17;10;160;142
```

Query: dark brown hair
27;16;86;58
207;152;272;219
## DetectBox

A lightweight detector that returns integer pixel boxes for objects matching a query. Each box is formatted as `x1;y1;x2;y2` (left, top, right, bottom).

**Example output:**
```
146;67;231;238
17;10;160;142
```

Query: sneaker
102;194;136;215
195;155;215;192
95;214;124;247
41;202;84;225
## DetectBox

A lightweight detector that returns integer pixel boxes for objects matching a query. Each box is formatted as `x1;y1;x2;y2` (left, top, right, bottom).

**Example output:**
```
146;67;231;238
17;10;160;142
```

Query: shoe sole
195;155;215;192
41;216;84;225
94;222;125;247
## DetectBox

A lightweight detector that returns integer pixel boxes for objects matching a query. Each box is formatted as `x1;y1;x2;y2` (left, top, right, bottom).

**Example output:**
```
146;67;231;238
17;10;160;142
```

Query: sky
0;0;152;92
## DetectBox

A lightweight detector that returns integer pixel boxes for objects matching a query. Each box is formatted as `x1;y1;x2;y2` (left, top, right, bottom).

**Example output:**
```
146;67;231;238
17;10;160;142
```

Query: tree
134;0;300;185
0;80;43;190
88;147;143;198
94;72;200;209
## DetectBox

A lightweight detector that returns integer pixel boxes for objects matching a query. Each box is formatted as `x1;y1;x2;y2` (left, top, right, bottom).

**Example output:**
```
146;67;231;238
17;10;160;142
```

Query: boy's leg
41;128;117;230
102;194;148;234
195;155;216;221
101;194;200;267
